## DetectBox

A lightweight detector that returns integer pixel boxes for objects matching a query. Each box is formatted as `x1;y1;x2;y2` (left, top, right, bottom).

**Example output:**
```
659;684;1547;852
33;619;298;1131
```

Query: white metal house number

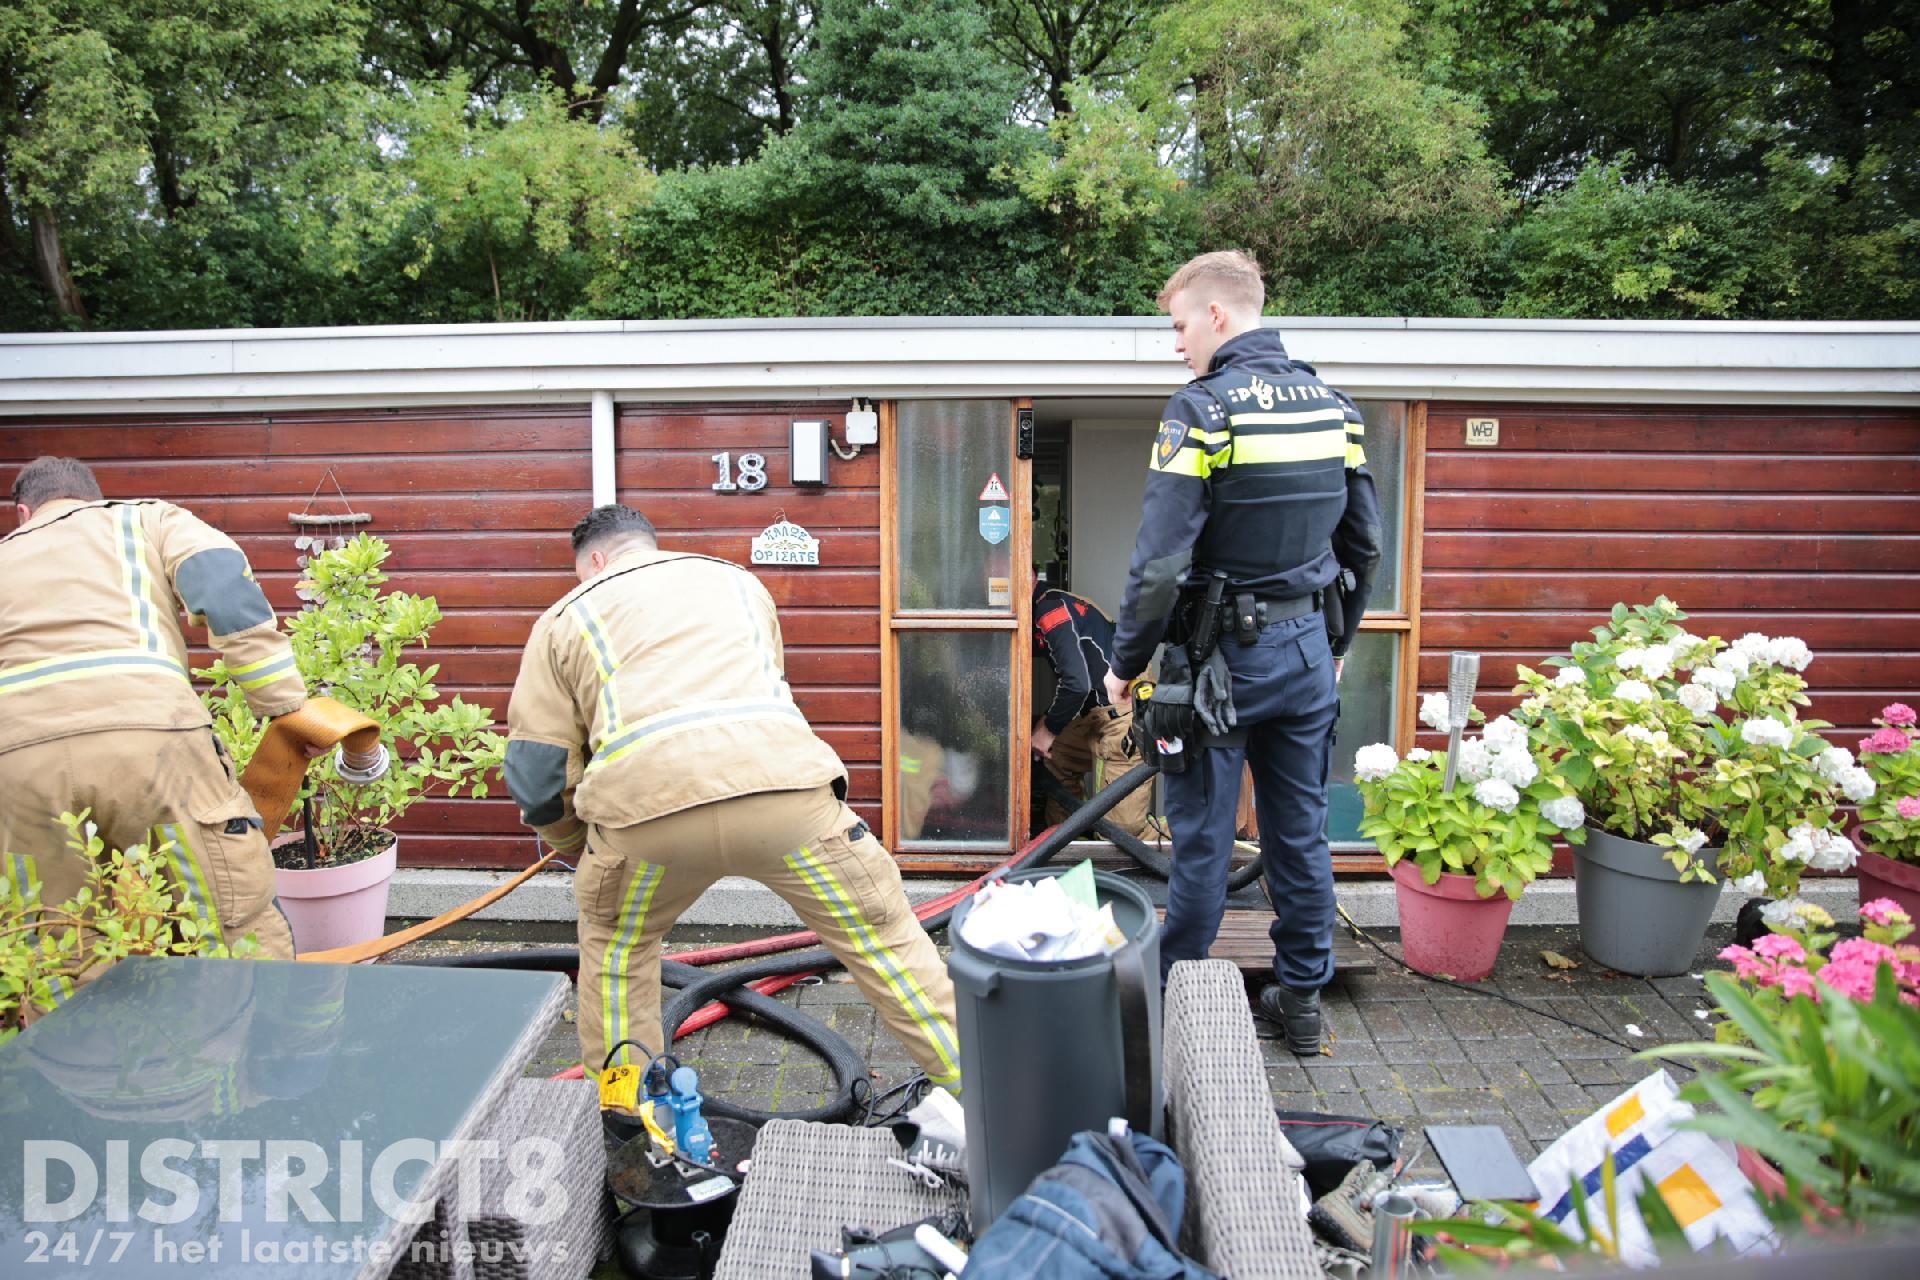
711;452;768;492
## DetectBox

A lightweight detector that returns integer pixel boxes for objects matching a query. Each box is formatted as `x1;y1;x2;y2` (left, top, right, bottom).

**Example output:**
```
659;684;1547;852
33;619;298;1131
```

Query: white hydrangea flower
1815;746;1856;782
1669;632;1708;669
1838;766;1877;803
1677;683;1717;718
1761;897;1817;930
1618;644;1675;681
1473;778;1520;814
1732;632;1774;661
1354;743;1400;782
1405;747;1433;762
1622;724;1658;745
1520;694;1547;716
1490;749;1539;788
1779;824;1818;864
1614;679;1654;704
1483;716;1527;754
1692;667;1736;699
1733;870;1768;896
1739;717;1792;749
1454;738;1493;784
1540;795;1586;829
1419;691;1451;732
1713;648;1752;679
1807;829;1858;872
1767;636;1812;672
1554;666;1587;688
1674;827;1709;856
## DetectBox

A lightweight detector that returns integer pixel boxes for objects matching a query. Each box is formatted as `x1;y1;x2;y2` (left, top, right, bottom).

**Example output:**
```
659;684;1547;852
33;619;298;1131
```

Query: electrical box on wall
790;419;830;485
845;399;879;446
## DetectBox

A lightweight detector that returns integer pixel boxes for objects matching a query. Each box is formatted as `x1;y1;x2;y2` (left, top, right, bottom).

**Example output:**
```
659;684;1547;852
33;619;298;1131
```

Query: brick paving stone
1349;1064;1401;1092
1362;1089;1417;1119
1520;1058;1574;1086
1272;1091;1321;1112
1322;1002;1371;1043
1381;1037;1467;1065
1303;1064;1358;1092
1433;1002;1497;1040
1474;1059;1537;1089
1326;1036;1386;1064
1359;1003;1414;1040
1391;1063;1446;1090
1541;1082;1597;1111
1567;1058;1630;1087
1393;1002;1454;1039
1310;1091;1367;1115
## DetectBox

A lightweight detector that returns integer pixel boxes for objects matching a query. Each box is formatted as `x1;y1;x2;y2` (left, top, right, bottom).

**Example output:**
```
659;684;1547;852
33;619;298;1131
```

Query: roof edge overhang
2;316;1916;415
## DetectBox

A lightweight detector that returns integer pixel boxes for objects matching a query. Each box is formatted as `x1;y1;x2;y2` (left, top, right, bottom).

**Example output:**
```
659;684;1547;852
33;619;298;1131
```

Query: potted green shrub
1511;598;1871;977
199;535;503;952
1353;703;1588;981
1854;702;1920;920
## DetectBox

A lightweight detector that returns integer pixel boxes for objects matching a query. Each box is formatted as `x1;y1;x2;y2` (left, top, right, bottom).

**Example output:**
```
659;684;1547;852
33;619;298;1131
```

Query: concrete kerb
385;867;1863;930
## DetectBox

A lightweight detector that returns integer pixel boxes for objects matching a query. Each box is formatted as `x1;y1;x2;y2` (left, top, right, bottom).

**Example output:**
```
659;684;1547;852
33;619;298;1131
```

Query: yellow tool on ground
240;695;384;838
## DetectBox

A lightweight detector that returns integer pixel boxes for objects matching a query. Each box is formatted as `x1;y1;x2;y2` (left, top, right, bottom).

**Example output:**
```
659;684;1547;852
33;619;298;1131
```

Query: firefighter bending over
0;456;303;972
504;505;961;1091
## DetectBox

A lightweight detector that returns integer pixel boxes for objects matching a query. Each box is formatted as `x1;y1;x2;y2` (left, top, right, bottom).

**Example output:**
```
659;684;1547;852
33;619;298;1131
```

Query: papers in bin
959;868;1127;962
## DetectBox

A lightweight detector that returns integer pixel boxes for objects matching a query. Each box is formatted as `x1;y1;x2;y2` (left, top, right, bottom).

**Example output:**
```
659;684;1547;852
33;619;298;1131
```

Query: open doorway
1025;396;1422;859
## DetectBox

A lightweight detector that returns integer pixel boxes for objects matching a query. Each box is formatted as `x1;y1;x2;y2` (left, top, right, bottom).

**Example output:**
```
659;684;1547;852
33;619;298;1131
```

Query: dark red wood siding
1418;404;1920;755
613;404;880;825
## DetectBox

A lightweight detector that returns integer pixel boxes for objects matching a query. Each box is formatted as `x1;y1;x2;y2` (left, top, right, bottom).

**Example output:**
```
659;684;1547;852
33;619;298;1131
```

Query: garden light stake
1440;652;1480;791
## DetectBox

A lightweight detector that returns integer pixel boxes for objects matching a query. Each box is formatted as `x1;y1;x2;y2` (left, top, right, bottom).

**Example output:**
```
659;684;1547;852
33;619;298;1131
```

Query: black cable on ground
402;762;1164;1127
1037;771;1263;892
1326;906;1702;1075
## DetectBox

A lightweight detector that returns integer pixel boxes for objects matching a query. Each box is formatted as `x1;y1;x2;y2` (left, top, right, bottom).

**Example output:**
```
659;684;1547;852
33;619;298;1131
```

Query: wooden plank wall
0;401;874;869
613;403;881;826
1419;403;1920;758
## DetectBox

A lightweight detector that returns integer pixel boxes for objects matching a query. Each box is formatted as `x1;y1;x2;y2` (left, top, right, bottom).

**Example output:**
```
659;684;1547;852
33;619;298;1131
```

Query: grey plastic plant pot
946;867;1163;1230
1573;826;1722;977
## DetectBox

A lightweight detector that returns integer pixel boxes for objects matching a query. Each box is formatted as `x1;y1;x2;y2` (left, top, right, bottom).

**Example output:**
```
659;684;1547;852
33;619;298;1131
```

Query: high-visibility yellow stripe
569;597;624;737
788;846;961;1087
601;861;664;1069
154;822;221;935
1228;428;1348;466
1227;407;1348;428
592;699;806;770
1150;445;1217;478
118;506;164;653
4;854;34;893
0;649;188;696
231;652;298;690
1347;442;1368;468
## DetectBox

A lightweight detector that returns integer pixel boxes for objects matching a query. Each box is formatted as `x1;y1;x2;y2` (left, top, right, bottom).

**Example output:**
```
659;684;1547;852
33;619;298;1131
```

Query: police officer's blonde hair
1157;250;1265;315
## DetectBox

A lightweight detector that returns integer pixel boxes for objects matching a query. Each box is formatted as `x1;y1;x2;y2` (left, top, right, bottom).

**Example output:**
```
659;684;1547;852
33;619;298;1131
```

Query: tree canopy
2;0;1913;328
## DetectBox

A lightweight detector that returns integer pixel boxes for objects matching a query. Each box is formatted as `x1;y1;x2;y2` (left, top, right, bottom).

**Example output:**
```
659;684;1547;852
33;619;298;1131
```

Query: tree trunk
29;205;87;322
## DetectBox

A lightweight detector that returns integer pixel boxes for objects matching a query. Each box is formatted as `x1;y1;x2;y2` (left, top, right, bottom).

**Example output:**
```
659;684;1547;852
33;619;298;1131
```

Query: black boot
1258;984;1322;1056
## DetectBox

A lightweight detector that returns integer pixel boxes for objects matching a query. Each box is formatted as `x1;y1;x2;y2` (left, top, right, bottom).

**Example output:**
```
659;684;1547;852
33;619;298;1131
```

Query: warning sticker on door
978;473;1010;502
978;506;1010;545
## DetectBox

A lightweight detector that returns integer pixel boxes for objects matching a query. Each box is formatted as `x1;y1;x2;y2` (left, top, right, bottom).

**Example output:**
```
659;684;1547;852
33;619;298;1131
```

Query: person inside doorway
1031;583;1155;837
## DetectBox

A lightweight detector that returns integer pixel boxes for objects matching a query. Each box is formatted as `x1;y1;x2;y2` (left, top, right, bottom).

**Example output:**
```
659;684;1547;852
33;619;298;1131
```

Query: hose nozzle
335;741;390;785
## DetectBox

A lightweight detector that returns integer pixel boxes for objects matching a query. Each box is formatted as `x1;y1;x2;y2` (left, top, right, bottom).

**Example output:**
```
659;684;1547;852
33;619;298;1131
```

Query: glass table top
0;957;565;1276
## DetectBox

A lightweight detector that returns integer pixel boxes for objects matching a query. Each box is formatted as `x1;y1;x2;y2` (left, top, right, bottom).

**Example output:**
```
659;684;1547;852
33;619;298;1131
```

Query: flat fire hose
297;850;560;964
240;695;383;838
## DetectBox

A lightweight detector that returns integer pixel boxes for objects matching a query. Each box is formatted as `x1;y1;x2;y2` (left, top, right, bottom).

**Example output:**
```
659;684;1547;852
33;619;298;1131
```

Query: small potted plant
200;535;503;952
1855;702;1920;920
1353;703;1588;981
1511;598;1871;977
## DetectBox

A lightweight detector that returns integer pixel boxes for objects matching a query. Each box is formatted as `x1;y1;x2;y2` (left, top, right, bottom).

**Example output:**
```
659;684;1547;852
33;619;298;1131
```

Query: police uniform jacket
1111;328;1383;679
0;498;307;756
504;546;848;854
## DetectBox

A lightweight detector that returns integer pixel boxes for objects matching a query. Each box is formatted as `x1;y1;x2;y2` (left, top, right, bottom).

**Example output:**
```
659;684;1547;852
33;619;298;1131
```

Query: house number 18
711;452;768;492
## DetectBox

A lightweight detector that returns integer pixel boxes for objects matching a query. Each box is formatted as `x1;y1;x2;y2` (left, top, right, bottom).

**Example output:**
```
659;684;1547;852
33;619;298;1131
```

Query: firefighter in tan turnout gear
505;505;962;1091
0;457;303;972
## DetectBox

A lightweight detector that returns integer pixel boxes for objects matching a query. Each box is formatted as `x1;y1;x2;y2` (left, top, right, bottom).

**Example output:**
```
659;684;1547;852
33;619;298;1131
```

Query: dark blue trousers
1158;611;1340;990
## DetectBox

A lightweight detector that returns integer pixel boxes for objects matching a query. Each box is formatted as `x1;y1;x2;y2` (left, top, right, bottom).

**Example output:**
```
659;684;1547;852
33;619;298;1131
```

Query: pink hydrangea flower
1752;933;1807;962
1777;967;1821;1000
1816;938;1901;1002
1862;898;1913;927
1898;796;1920;820
1861;727;1914;755
1884;703;1918;727
1718;943;1771;982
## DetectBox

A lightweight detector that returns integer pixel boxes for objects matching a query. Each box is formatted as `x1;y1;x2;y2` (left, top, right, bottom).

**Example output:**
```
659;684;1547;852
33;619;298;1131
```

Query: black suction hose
403;762;1160;1125
1036;771;1264;892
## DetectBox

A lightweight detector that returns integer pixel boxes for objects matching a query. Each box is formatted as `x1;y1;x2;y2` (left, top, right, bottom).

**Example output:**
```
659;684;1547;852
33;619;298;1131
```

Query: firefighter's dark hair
12;456;103;509
570;504;658;556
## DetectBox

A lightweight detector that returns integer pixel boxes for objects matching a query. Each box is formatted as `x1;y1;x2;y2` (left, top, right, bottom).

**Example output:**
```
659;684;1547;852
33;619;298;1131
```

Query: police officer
505;505;961;1091
1104;252;1381;1054
0;457;304;971
1032;585;1152;837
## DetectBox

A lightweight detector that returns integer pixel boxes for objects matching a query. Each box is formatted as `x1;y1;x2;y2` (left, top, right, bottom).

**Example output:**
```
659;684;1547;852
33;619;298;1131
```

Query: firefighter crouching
0;458;305;976
504;504;962;1092
1031;585;1154;838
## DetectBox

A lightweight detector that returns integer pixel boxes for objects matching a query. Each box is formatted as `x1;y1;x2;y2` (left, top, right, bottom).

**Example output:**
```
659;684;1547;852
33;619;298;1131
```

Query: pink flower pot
1389;859;1515;982
1857;848;1920;923
273;839;397;954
